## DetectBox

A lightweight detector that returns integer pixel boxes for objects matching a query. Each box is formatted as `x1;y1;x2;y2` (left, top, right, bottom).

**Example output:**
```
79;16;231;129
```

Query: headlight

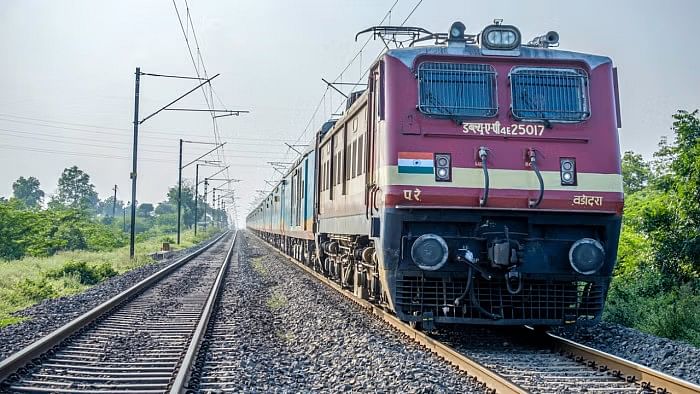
411;234;449;271
569;238;605;275
482;24;521;50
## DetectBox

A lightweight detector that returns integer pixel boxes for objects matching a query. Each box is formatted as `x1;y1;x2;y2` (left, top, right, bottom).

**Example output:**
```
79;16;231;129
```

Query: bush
604;269;700;346
16;277;57;301
637;286;700;344
46;261;117;285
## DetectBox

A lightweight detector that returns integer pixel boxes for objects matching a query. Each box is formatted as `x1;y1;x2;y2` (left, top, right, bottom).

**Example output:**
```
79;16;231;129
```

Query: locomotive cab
369;21;623;327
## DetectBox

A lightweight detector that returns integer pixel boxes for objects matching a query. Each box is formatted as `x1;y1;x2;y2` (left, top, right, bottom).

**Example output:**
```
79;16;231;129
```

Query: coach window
357;134;364;175
345;142;351;182
351;138;358;178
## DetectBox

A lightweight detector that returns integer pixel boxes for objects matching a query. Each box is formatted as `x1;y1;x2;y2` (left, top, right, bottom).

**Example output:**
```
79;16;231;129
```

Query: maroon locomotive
248;21;623;329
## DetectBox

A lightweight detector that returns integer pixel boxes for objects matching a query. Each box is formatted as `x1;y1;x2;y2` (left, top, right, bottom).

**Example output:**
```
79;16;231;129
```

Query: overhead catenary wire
173;0;238;224
287;0;401;150
0;144;272;168
249;1;406;209
0;128;293;156
0;115;298;143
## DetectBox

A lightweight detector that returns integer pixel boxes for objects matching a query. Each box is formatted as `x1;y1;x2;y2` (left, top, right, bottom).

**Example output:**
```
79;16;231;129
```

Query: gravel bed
554;322;700;385
192;232;481;393
0;233;222;361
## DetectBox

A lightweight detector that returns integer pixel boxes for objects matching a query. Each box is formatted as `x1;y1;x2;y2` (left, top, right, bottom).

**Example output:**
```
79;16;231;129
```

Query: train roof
385;45;612;70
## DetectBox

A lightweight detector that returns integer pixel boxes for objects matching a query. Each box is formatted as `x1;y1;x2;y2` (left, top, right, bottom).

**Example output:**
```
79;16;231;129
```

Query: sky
1;0;699;226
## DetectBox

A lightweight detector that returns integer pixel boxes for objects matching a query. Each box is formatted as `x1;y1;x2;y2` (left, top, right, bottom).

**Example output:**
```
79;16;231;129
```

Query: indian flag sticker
398;152;434;174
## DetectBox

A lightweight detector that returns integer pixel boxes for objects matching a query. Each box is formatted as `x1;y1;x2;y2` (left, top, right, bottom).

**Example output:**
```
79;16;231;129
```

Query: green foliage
16;277;57;302
0;201;127;260
155;202;175;215
0;164;226;327
0;199;31;260
604;270;700;346
50;166;99;211
621;151;652;195
46;261;117;285
606;109;700;345
155;213;178;232
12;176;44;208
0;228;218;327
618;110;700;281
137;203;154;218
168;182;196;228
97;196;124;218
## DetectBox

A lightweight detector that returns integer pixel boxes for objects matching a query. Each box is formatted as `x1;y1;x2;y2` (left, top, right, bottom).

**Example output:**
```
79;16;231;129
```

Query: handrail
528;150;544;208
478;147;490;207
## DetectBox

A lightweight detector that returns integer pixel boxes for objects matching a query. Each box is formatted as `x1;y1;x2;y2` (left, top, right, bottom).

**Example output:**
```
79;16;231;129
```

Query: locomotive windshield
510;67;590;122
417;62;497;118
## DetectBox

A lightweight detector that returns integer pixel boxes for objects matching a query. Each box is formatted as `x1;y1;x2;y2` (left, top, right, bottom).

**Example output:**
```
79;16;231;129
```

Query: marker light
434;153;452;182
482;24;521;50
560;158;577;185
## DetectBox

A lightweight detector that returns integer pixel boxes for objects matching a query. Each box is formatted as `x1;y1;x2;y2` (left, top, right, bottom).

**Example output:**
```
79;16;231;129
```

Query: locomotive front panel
374;27;623;326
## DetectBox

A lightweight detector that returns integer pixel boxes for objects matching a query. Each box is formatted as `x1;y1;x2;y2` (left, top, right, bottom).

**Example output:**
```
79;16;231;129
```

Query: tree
625;110;700;280
137;203;154;218
12;176;45;208
51;166;99;211
97;196;124;217
155;201;175;215
167;182;196;228
621;151;652;195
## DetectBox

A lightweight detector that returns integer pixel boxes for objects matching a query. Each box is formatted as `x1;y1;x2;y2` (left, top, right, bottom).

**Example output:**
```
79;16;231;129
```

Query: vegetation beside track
0;228;219;327
0;165;227;327
608;110;700;346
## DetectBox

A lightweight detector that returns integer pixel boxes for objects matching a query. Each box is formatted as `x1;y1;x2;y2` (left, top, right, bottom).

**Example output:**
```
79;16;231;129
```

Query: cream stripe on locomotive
378;166;623;193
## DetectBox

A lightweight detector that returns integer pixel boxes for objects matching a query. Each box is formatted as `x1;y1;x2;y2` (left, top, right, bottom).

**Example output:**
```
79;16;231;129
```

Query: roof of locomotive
385;45;612;70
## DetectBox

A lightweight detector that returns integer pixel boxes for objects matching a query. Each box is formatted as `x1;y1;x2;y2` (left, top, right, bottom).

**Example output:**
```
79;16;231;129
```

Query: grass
275;330;294;342
266;290;287;309
0;228;220;328
251;257;268;276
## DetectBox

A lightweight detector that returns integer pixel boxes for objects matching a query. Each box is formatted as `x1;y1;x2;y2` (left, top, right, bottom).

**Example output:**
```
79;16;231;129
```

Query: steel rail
251;231;700;394
169;231;238;393
545;332;700;394
0;231;230;383
250;232;526;394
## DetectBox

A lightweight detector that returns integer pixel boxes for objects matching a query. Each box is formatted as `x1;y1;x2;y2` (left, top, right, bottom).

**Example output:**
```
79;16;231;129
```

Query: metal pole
129;67;141;259
194;163;199;236
212;188;216;228
112;184;117;217
203;180;208;230
177;139;183;244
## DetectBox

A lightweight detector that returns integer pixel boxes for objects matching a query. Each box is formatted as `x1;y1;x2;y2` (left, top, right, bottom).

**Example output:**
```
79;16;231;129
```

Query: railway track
0;230;237;394
252;231;700;394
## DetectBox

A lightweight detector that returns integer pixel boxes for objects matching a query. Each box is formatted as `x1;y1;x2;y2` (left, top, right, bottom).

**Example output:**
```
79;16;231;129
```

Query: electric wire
0;130;291;158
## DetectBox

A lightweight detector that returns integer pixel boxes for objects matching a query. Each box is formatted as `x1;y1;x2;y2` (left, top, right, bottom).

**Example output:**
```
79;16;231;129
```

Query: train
247;21;623;330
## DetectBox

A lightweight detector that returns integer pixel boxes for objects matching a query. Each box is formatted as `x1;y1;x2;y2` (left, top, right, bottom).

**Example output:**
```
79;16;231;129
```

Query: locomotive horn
528;31;559;48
